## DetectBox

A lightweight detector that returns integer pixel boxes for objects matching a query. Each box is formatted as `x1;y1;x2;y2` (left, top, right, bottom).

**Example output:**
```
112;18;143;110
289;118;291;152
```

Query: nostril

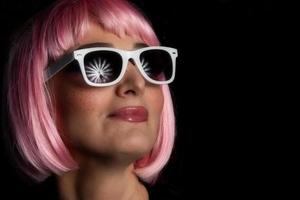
124;89;136;95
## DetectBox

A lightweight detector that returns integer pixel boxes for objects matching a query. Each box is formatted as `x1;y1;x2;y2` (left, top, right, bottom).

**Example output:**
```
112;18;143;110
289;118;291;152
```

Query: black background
0;0;289;199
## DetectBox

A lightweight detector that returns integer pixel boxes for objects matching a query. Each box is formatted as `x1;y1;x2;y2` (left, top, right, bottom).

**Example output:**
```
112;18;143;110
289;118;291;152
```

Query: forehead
78;22;144;50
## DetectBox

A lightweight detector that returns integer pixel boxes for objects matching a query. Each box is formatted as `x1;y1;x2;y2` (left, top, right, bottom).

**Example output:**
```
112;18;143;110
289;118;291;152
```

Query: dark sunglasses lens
84;51;122;84
140;49;173;82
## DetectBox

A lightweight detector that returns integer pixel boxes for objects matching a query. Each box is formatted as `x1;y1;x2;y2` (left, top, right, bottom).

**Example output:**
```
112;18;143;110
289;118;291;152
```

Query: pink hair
7;0;175;183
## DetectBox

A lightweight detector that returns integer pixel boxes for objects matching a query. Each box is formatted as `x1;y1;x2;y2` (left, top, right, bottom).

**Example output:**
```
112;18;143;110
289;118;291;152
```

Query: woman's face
49;23;163;163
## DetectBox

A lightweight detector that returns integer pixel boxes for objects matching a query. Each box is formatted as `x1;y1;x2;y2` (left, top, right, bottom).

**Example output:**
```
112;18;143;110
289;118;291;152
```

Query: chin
117;133;156;159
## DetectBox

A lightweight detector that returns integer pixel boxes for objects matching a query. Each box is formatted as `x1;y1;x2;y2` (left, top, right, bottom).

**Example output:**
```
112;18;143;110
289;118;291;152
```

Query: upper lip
108;106;148;122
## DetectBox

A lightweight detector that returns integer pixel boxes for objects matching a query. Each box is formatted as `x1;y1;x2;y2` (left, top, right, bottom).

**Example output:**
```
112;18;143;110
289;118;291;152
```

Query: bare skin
48;22;163;200
56;164;148;200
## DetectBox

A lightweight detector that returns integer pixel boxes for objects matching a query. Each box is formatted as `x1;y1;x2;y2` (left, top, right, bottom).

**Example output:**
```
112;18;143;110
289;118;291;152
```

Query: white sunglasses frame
45;46;178;87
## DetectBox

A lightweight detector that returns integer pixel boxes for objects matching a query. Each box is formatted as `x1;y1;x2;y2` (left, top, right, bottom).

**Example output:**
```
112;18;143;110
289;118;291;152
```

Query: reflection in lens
86;58;112;83
141;58;151;76
84;51;122;84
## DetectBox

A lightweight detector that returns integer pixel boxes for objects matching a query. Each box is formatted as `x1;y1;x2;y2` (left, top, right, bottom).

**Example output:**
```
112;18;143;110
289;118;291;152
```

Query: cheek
60;91;103;116
148;87;164;119
57;88;102;121
53;83;113;148
145;87;164;140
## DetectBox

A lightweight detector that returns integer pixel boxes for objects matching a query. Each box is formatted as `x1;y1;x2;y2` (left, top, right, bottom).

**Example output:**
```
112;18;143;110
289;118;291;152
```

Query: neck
56;160;148;200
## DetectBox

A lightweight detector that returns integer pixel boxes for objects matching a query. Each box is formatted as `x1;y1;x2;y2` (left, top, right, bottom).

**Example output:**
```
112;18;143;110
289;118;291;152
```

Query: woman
5;0;177;199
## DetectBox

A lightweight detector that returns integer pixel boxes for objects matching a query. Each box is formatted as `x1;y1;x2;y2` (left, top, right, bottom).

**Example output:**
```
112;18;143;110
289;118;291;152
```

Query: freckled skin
48;23;163;164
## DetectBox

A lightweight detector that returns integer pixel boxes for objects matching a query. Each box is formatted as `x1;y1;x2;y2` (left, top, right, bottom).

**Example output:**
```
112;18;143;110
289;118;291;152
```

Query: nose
115;59;146;97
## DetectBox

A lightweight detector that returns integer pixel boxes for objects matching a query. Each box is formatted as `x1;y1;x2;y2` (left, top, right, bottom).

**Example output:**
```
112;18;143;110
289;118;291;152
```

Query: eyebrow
77;42;149;50
77;42;113;49
134;43;149;48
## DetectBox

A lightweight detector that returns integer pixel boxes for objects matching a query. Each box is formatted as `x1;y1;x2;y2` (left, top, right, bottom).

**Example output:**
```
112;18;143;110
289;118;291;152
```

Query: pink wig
7;0;175;183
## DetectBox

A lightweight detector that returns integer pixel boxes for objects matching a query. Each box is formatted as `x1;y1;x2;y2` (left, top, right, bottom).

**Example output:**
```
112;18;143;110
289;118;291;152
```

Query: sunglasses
45;46;178;87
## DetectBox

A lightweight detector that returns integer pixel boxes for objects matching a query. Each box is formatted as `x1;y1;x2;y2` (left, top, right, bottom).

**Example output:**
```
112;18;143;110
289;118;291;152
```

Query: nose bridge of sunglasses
122;50;140;68
124;50;136;61
121;52;145;79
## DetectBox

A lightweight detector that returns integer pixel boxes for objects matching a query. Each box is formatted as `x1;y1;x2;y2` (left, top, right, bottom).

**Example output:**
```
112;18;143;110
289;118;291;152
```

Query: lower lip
109;107;148;122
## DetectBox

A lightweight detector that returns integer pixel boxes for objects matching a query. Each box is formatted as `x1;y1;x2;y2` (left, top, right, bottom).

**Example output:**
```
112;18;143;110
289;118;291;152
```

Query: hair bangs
40;0;90;61
88;0;159;46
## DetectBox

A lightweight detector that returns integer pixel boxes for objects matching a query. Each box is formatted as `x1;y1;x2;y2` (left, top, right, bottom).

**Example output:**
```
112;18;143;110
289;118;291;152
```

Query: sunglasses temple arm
44;53;75;82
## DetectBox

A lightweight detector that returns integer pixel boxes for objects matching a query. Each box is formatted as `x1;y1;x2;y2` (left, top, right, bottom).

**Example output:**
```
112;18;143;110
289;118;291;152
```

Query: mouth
108;106;148;122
